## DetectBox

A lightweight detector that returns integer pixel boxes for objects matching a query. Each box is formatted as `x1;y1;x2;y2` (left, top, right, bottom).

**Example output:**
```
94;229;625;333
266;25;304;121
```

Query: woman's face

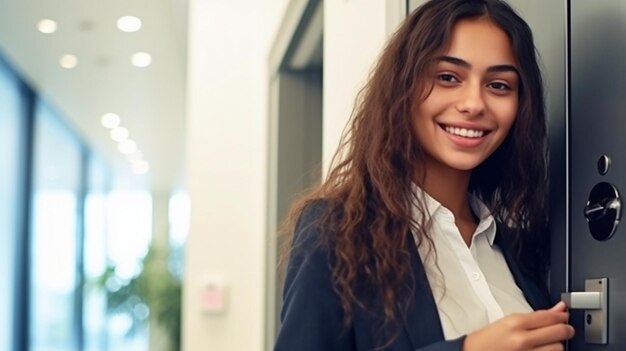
412;18;519;173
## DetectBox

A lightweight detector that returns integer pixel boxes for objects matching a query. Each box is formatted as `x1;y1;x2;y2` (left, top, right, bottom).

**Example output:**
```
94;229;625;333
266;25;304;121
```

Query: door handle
561;278;608;344
561;291;602;310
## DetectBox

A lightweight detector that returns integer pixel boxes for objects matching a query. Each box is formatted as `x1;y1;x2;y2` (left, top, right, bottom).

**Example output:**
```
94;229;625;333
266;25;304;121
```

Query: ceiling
0;0;188;191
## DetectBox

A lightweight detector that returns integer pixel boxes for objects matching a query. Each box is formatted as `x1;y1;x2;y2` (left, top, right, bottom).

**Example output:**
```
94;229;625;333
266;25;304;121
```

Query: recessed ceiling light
131;52;152;68
59;54;78;69
118;140;137;154
101;113;120;128
110;127;129;142
131;160;150;174
117;16;142;32
37;19;57;34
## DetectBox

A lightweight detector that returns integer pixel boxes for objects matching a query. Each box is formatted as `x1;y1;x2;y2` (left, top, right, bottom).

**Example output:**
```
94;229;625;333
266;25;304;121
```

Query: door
568;0;626;348
266;1;323;349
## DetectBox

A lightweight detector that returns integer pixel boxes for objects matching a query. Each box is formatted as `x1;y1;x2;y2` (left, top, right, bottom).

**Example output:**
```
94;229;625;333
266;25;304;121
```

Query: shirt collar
468;194;496;245
411;184;496;246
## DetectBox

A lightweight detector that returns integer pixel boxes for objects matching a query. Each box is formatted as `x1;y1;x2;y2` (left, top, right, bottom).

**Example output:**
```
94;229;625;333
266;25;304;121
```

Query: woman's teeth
444;126;485;138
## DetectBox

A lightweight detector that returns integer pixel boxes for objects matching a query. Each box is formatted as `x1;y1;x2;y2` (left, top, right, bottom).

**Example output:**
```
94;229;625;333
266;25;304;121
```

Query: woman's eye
437;74;459;83
488;82;511;91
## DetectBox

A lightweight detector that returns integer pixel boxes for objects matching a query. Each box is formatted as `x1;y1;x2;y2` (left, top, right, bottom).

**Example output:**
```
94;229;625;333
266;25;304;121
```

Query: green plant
96;245;182;351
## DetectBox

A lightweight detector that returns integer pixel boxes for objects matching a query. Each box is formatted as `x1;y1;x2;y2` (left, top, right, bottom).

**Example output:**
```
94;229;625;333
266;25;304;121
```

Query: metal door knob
584;198;620;221
584;182;621;241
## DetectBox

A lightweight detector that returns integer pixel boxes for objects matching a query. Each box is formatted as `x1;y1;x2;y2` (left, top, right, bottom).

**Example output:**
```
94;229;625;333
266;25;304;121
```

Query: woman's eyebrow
437;55;470;68
436;55;519;75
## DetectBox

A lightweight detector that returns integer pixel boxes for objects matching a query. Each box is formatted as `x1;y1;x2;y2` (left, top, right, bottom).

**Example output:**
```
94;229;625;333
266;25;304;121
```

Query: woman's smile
444;126;485;139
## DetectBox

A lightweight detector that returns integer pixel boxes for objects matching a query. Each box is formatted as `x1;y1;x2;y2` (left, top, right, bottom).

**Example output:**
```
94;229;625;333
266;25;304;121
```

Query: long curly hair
281;0;548;336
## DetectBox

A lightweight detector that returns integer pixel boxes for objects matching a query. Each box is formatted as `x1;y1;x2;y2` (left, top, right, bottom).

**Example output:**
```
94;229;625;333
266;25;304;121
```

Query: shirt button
471;272;480;281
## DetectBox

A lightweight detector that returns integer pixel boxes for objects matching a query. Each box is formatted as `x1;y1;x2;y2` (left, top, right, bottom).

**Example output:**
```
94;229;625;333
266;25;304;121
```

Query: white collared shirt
412;190;532;339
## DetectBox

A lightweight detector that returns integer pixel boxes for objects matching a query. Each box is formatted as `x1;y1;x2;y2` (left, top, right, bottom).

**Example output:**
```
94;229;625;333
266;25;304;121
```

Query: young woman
274;0;574;350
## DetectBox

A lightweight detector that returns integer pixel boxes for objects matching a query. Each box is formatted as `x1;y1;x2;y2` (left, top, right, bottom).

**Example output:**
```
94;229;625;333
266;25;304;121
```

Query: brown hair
281;0;547;338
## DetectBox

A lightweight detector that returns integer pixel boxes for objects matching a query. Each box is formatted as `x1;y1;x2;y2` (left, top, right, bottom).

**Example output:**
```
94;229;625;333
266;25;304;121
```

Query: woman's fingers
525;322;575;346
548;301;568;312
464;310;574;351
506;310;570;330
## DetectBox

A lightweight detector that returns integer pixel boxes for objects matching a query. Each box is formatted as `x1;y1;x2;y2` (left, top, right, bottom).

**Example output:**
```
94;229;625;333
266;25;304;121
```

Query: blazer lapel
401;233;446;348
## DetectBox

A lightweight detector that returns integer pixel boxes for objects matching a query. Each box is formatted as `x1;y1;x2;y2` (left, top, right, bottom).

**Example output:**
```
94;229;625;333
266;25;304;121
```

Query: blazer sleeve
274;203;356;351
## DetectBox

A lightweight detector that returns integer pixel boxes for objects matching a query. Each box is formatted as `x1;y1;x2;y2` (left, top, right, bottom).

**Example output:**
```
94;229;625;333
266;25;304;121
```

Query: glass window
84;155;110;351
168;191;189;278
29;100;83;351
168;191;189;249
0;58;23;351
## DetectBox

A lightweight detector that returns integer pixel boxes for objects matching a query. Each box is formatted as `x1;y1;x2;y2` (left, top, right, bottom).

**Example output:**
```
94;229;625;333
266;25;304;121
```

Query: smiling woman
274;0;573;350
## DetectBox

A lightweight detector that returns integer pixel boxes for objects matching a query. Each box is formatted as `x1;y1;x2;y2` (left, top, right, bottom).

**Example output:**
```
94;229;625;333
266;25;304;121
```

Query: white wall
323;0;405;172
183;0;288;350
183;0;403;350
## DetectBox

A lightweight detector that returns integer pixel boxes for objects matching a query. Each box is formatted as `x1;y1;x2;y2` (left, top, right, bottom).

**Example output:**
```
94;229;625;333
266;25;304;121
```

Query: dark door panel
569;0;626;348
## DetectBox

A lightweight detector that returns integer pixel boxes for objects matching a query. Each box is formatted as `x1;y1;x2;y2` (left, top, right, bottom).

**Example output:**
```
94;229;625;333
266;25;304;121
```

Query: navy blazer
274;203;552;351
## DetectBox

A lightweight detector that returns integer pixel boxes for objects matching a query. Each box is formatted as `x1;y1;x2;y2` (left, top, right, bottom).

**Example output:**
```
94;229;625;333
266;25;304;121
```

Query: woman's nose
456;83;486;117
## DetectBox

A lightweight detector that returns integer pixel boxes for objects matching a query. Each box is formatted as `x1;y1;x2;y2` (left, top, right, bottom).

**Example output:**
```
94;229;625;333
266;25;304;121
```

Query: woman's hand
463;302;575;351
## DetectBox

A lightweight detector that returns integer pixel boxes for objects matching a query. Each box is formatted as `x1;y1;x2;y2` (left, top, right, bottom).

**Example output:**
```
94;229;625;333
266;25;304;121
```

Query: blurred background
0;0;409;350
0;0;191;350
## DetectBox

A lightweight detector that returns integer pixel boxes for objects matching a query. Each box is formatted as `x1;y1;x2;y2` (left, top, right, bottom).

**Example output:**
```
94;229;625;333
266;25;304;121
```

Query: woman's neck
420;161;474;223
417;158;479;246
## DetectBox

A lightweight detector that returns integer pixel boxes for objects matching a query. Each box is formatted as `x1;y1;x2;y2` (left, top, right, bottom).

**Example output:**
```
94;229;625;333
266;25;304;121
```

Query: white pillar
182;0;284;350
